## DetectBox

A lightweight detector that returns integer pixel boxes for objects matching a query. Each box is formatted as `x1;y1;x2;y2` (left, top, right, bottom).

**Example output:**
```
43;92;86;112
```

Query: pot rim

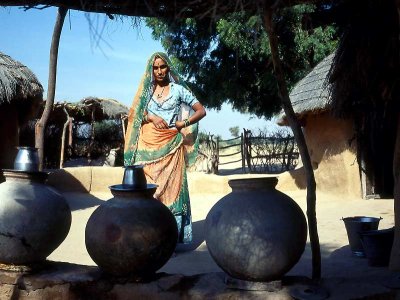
228;176;278;189
15;146;39;150
109;183;158;192
1;169;49;183
360;227;395;236
341;216;382;222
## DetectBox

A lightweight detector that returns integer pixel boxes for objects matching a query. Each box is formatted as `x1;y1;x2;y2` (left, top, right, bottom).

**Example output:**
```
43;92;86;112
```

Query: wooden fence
243;129;299;173
200;129;299;174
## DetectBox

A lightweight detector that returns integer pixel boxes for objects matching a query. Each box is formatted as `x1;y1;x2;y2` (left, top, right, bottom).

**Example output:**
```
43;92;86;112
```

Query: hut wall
0;104;19;169
277;112;361;199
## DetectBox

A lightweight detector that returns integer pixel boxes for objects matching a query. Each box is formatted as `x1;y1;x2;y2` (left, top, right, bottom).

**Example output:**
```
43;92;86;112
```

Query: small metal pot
122;165;147;189
13;147;39;172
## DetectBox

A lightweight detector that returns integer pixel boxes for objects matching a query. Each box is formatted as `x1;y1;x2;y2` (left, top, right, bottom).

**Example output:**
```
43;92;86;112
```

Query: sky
0;6;281;138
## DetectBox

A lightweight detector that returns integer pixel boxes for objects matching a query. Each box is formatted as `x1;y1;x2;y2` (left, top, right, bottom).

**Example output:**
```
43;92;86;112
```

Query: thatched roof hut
0;51;43;124
0;51;43;105
276;52;362;199
278;36;396;200
37;97;129;168
0;51;43;169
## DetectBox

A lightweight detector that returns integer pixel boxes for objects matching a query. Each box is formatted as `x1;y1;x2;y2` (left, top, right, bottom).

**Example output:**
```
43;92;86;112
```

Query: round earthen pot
0;170;72;264
205;177;307;282
85;184;178;277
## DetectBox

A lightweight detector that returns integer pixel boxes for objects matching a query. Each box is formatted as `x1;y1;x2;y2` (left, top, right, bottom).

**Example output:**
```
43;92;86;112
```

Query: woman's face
153;57;169;84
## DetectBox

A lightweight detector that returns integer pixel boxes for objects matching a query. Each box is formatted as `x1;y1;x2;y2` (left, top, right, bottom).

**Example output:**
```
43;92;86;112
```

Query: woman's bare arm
175;102;206;130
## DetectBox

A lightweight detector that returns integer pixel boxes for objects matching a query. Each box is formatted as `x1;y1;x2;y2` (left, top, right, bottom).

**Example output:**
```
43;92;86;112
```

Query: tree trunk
263;9;321;280
35;7;67;170
388;0;400;271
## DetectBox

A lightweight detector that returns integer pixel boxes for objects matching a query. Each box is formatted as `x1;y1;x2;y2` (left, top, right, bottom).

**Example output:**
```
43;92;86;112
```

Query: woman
124;52;206;244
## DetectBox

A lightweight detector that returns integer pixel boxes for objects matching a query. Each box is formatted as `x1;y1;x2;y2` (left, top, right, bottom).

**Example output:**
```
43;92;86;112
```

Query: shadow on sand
63;193;105;211
175;220;205;253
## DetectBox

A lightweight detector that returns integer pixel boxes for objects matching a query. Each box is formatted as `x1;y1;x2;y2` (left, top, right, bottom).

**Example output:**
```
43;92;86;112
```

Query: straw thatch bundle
0;51;43;105
277;53;333;124
2;0;267;18
79;97;129;120
49;97;129;124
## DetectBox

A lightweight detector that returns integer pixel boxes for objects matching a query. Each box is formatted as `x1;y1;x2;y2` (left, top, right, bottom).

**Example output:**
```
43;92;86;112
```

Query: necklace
156;86;166;99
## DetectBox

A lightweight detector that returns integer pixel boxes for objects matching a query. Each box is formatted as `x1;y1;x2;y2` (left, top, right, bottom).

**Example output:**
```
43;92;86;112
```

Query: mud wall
277;112;360;199
0;104;19;170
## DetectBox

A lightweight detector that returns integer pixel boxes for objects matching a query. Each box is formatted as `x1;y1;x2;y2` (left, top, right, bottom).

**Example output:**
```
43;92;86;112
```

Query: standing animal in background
210;153;219;174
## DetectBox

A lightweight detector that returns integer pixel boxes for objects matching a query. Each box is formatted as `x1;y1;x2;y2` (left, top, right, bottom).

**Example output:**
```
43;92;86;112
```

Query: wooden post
59;106;70;168
121;115;127;141
35;7;67;171
68;116;73;147
263;8;321;280
216;136;220;173
241;131;245;173
87;108;95;164
244;129;252;173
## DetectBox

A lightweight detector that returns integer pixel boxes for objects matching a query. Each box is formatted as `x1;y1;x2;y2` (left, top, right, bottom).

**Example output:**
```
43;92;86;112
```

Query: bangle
184;118;190;127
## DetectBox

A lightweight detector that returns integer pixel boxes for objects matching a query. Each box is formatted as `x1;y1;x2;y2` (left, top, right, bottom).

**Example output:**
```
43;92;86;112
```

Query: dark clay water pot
0;170;71;264
85;183;178;277
205;177;307;282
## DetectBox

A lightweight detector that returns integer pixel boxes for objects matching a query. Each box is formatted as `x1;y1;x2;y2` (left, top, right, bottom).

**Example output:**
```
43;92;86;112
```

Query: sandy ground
48;169;398;299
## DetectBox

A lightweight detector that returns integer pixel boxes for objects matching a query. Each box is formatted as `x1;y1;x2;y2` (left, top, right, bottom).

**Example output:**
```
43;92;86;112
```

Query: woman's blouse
147;83;199;127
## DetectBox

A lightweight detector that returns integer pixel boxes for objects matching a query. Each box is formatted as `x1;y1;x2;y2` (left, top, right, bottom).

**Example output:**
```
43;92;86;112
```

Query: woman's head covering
124;52;199;166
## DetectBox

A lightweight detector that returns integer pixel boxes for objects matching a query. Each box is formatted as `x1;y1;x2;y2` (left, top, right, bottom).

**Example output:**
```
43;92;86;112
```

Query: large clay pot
85;183;178;277
205;177;307;282
0;170;72;264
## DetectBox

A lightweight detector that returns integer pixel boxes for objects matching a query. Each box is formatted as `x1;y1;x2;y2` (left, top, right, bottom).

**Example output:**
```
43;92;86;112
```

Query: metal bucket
360;227;394;267
342;216;381;257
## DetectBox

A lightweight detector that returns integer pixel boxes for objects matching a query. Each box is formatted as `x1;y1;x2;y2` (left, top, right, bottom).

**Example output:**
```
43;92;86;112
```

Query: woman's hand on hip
148;115;169;129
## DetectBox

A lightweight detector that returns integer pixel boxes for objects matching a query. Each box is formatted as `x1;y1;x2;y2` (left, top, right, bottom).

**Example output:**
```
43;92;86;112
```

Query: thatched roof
0;51;43;105
49;97;129;124
1;0;307;18
277;53;333;124
79;97;129;120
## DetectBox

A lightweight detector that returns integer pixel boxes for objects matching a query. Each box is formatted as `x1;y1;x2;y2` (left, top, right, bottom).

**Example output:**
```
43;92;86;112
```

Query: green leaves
145;4;338;119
